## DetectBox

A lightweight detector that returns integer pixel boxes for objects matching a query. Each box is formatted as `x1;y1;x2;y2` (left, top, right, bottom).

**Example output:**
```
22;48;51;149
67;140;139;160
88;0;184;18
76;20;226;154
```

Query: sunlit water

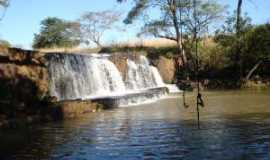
1;89;270;160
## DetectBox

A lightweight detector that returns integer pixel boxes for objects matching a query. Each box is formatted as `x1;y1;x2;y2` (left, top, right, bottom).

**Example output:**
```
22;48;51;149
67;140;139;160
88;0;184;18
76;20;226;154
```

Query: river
1;89;270;160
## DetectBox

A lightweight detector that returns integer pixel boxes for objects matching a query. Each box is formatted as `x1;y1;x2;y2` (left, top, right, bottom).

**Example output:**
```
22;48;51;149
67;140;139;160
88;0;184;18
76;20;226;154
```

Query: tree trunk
236;0;243;80
236;0;243;36
245;60;263;81
168;0;187;65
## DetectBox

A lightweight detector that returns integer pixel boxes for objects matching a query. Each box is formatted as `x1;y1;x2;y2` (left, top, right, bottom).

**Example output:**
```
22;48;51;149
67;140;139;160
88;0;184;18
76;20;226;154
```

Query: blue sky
0;0;269;49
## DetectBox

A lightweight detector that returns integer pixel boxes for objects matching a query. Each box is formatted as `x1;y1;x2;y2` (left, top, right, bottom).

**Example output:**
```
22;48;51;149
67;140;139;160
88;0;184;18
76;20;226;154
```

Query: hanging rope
193;0;204;129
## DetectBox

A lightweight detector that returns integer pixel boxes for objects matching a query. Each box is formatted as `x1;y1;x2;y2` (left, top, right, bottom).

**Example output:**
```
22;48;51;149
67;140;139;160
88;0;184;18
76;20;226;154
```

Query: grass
36;38;177;54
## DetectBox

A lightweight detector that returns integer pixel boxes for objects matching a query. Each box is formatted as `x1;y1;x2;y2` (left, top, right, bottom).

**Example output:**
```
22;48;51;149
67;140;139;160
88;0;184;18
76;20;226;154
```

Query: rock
110;55;128;79
0;45;9;56
47;96;58;103
49;101;104;120
156;56;176;83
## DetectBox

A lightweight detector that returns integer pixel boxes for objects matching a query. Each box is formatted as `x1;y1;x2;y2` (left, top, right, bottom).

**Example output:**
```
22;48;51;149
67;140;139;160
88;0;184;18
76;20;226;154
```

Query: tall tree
236;0;243;37
118;0;224;66
33;17;80;49
79;10;121;47
235;0;243;80
216;12;252;35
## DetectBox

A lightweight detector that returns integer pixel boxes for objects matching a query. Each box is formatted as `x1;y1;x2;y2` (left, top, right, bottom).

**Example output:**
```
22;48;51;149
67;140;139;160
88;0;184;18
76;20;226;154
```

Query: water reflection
1;89;270;160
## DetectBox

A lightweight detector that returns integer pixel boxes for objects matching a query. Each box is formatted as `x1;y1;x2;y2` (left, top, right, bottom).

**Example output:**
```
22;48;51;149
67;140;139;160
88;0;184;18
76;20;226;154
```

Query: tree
0;0;8;7
236;0;243;37
79;10;121;47
235;0;243;79
243;24;270;66
216;12;252;35
33;17;80;49
118;0;224;66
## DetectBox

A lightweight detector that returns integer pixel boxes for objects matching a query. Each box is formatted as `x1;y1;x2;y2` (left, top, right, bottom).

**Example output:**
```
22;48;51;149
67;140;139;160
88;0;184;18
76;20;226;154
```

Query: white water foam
47;54;181;106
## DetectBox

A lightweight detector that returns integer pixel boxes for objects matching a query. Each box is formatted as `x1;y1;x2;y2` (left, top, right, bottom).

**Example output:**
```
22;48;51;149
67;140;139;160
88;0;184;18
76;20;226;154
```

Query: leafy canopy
118;0;224;40
0;0;9;7
33;17;80;49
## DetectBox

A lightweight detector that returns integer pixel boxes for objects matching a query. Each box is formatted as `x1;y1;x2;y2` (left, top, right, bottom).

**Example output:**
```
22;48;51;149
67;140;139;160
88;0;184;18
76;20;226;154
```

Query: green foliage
216;12;252;35
0;0;9;7
33;17;80;49
243;24;270;60
122;0;148;24
119;0;225;71
100;45;177;59
213;23;270;79
120;0;224;40
242;24;270;70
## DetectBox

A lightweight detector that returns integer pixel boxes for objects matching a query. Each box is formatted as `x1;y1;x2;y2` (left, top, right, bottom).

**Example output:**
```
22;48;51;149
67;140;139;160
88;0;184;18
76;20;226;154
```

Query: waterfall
47;54;126;101
125;55;165;90
150;66;165;87
46;53;178;105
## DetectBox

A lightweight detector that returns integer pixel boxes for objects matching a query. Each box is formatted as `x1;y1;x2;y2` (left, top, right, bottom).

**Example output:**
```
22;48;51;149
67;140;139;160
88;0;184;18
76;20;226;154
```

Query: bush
243;24;270;62
33;17;80;49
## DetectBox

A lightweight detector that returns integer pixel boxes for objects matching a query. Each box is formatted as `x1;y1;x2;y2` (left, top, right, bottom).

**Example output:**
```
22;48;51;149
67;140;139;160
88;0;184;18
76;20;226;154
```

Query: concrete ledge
92;87;168;108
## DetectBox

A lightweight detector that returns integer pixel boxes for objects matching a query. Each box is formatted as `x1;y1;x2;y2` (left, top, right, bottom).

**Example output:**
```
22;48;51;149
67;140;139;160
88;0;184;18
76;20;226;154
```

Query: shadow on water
1;89;270;160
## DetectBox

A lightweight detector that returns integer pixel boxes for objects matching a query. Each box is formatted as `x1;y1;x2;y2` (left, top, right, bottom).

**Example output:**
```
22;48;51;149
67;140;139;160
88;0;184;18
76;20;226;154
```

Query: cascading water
125;56;165;90
46;53;180;106
47;54;126;101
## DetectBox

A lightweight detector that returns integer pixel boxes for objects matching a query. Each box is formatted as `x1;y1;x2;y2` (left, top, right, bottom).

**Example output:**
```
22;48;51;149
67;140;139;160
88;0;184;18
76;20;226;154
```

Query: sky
0;0;269;49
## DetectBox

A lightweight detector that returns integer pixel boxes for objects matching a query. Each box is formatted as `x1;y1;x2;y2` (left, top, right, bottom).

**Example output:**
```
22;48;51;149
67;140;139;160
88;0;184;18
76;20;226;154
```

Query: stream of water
1;89;270;160
46;54;170;102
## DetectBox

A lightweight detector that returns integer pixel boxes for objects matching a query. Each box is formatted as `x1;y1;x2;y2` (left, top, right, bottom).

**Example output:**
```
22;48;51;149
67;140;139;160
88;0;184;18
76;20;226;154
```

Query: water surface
1;89;270;160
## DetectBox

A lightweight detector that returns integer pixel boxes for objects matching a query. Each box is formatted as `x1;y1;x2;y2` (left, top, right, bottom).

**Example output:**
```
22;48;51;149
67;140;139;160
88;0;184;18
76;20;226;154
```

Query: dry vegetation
36;38;177;54
109;38;177;48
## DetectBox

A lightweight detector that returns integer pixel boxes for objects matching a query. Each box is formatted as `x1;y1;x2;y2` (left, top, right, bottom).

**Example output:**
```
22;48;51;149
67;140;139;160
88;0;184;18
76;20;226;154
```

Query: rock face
109;52;141;80
0;47;49;128
110;53;176;84
49;101;103;120
109;55;128;80
155;56;176;83
0;47;49;106
0;47;46;65
0;64;49;102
